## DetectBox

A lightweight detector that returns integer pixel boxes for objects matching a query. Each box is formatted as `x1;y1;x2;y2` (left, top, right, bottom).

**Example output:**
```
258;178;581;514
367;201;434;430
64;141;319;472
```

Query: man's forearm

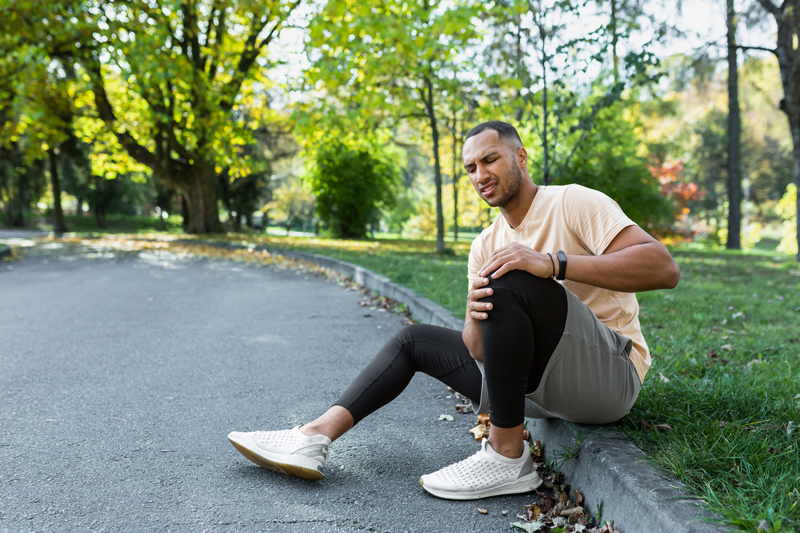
565;242;680;292
462;318;484;362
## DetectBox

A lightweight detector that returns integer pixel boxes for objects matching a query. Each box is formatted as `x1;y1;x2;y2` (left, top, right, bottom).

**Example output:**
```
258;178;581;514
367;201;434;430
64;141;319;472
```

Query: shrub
309;141;398;239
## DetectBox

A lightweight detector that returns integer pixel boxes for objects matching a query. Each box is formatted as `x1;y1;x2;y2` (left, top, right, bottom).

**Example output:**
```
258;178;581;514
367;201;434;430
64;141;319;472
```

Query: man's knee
392;323;431;345
486;269;545;292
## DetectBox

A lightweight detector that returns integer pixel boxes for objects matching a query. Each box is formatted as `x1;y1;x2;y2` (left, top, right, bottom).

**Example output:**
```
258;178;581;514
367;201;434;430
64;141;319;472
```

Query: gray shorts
473;286;642;425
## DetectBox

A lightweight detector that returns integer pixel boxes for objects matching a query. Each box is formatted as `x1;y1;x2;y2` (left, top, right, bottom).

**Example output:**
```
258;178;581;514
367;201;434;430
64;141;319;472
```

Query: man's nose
476;164;490;184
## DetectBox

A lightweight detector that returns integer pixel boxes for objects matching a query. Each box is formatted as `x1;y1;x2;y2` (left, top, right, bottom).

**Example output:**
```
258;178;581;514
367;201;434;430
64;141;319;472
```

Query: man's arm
478;225;680;293
564;225;680;292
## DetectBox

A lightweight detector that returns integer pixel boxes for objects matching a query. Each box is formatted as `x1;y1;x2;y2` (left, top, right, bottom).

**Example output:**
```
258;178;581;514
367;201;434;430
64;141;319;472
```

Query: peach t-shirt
467;184;650;384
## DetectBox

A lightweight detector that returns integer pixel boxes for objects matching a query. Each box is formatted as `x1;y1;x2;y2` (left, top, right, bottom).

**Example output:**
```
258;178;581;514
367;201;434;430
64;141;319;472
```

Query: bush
551;107;673;230
309;140;398;239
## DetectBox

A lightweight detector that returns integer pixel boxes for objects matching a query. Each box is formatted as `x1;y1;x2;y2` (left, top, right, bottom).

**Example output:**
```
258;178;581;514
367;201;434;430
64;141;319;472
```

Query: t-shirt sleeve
467;234;486;290
563;185;637;255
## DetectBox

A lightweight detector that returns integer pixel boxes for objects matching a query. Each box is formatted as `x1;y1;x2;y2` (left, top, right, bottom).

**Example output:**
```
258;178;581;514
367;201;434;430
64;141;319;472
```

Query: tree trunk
452;114;459;241
539;20;551;186
726;0;742;250
48;147;67;234
610;0;620;85
181;194;189;231
792;123;800;261
181;162;223;234
76;196;83;216
425;77;445;253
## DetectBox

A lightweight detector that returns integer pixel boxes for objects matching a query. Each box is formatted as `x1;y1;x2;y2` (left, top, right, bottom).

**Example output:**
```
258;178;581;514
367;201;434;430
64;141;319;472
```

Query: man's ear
516;146;528;168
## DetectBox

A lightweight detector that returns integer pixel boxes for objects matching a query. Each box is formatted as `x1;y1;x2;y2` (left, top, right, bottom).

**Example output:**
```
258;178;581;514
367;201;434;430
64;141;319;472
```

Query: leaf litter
462;414;620;533
13;235;420;325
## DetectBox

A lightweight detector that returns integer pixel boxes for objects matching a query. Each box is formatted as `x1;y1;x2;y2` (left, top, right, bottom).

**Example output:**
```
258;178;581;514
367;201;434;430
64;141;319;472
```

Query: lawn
216;233;799;533
8;226;798;532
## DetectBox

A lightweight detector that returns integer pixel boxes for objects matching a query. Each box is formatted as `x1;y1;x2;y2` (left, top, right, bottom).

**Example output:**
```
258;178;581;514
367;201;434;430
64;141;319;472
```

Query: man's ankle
487;422;526;459
489;440;525;459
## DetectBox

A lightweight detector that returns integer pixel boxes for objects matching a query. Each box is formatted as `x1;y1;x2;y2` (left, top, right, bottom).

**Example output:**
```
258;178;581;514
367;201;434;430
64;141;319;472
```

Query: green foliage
309;141;399;239
0;141;46;227
551;106;672;229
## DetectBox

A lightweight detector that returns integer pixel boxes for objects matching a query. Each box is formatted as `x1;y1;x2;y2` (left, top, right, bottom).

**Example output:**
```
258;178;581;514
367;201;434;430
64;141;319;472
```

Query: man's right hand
467;277;494;321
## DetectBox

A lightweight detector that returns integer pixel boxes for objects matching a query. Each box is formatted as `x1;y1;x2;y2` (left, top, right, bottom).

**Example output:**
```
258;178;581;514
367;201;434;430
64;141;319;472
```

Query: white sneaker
420;439;542;500
227;426;331;480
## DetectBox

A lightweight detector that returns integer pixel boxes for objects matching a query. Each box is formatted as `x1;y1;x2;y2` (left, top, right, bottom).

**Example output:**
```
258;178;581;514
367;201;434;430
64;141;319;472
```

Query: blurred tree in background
0;0;795;256
309;140;399;239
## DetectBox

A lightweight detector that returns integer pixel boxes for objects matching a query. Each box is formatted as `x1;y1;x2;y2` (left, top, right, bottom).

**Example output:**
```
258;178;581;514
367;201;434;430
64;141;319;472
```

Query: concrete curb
203;240;730;533
0;244;11;260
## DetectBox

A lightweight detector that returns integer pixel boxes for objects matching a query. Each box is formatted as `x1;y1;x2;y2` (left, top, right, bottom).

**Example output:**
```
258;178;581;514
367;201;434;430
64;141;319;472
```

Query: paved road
1;246;532;532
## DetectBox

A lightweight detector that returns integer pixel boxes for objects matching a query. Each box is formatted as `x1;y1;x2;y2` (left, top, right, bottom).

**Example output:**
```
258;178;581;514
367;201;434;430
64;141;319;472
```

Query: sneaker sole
228;435;324;481
420;471;543;500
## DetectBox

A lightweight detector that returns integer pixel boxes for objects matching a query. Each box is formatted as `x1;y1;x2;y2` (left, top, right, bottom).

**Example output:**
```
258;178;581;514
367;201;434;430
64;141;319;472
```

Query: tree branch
755;0;780;15
85;59;164;172
737;44;778;55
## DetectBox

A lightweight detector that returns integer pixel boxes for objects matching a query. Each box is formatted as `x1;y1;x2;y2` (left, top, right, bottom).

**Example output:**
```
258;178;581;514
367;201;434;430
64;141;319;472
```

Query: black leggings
334;271;568;428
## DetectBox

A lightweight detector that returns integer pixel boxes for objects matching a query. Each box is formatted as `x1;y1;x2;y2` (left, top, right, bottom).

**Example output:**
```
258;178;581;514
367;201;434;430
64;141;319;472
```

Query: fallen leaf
767;447;779;454
639;420;654;431
721;344;733;351
596;521;622;533
757;519;770;531
438;414;454;421
510;521;545;532
523;429;531;441
788;421;795;436
560;506;585;517
573;489;584;505
655;424;673;432
556;492;569;504
535;490;557;515
501;510;509;516
477;413;490;425
531;439;543;460
477;508;488;514
455;404;472;413
469;424;489;440
523;503;542;521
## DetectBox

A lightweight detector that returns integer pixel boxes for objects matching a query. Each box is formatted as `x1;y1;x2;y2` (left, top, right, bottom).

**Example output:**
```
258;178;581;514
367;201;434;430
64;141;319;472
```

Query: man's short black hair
464;121;523;148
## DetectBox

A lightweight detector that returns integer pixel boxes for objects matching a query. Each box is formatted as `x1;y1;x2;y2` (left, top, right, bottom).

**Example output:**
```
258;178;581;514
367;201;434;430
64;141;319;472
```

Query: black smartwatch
556;250;567;280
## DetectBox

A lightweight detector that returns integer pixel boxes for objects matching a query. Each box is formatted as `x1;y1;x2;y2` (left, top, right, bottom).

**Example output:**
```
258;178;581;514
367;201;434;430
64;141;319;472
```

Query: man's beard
485;159;523;208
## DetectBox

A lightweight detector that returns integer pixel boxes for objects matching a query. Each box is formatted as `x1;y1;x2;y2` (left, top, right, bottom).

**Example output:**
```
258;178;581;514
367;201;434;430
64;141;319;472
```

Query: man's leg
480;270;568;458
300;324;482;440
229;324;482;479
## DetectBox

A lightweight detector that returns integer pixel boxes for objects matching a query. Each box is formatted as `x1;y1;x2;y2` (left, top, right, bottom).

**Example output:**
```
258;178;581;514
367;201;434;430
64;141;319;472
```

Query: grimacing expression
463;131;524;208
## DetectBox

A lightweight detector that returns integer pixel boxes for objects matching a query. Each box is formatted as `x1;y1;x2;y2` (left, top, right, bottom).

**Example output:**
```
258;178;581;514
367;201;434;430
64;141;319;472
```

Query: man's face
462;130;524;208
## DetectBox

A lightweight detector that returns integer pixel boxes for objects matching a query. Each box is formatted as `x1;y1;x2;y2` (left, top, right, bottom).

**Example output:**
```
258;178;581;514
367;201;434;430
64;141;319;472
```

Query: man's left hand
478;242;555;280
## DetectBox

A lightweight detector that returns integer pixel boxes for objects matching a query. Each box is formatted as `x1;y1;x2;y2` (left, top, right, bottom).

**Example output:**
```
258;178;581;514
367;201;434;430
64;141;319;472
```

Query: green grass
19;218;798;531
13;213;185;234
215;233;799;532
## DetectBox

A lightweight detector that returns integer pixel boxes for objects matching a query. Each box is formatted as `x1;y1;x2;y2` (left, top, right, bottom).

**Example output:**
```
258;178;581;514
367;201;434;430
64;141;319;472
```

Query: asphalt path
1;246;534;532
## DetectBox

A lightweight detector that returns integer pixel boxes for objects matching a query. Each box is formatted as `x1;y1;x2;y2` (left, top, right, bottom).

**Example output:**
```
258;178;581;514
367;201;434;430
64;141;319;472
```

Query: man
228;121;680;500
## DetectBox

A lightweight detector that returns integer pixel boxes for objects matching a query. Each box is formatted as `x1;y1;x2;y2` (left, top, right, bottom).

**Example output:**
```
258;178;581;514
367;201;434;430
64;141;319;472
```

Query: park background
1;0;799;532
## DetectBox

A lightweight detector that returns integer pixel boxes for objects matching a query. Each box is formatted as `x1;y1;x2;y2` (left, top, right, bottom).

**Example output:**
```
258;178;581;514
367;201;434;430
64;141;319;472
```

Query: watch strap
556;250;567;281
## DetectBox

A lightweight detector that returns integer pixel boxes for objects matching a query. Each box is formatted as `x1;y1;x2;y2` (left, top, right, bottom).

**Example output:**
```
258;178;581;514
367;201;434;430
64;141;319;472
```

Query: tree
727;0;743;249
304;0;480;251
481;0;659;186
2;0;302;234
752;0;800;258
309;141;398;239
